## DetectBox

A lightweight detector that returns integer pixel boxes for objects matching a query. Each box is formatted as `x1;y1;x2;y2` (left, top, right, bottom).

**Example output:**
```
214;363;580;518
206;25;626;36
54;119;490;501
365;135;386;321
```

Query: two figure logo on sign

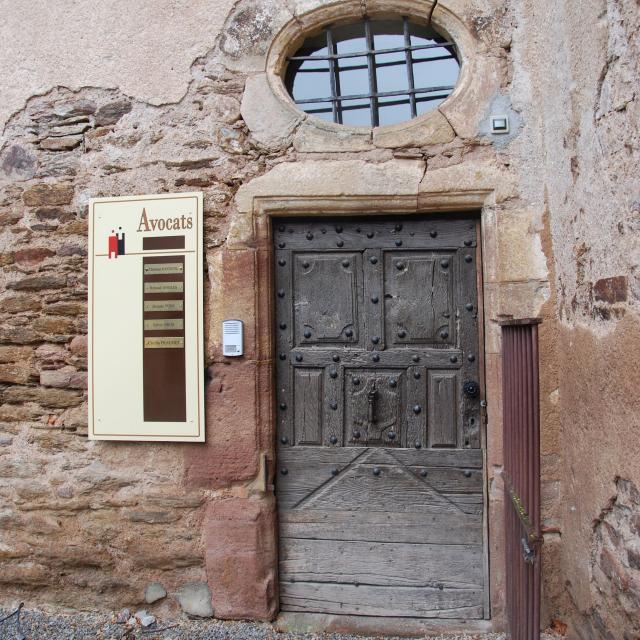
108;227;126;258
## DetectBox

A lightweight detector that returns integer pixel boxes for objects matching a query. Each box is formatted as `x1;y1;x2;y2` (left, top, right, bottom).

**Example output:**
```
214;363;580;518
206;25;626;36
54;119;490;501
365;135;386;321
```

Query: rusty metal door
274;216;486;618
501;320;542;640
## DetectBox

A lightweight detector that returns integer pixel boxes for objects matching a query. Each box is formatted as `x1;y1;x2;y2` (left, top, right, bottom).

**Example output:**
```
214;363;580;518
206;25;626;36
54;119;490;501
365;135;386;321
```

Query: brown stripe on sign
143;235;185;250
142;253;186;423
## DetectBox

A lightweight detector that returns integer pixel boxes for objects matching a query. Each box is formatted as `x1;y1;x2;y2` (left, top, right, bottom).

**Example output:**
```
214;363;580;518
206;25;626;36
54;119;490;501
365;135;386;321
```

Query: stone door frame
229;162;507;633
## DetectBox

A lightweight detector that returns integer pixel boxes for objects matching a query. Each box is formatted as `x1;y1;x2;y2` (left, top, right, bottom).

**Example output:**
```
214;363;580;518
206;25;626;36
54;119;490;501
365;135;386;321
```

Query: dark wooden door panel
293;252;362;346
293;368;324;445
383;251;455;347
344;368;405;445
275;218;476;251
277;447;484;509
274;216;485;619
280;451;480;514
428;370;459;447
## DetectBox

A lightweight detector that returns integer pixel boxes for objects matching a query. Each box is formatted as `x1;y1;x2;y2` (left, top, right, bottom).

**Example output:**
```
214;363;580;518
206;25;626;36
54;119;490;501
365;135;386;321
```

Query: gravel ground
0;608;558;640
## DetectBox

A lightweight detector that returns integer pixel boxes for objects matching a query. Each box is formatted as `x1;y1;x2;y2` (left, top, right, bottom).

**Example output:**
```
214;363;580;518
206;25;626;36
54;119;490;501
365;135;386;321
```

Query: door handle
463;380;480;398
367;384;377;425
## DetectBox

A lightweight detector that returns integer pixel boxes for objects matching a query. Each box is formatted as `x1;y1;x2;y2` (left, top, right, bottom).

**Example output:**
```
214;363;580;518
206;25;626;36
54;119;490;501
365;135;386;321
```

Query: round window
284;17;460;128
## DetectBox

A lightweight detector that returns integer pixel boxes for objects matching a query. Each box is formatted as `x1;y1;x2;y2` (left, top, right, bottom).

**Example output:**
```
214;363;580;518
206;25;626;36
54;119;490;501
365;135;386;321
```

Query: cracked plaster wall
511;0;640;636
0;0;237;144
0;0;637;633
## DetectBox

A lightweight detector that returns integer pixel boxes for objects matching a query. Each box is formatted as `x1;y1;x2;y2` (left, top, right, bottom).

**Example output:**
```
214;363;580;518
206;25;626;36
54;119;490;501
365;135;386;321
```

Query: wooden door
274;216;485;619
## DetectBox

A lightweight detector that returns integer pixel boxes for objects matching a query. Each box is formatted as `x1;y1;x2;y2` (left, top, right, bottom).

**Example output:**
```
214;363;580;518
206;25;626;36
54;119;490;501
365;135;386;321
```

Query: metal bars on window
403;17;418;118
364;17;380;127
286;16;458;126
325;27;343;124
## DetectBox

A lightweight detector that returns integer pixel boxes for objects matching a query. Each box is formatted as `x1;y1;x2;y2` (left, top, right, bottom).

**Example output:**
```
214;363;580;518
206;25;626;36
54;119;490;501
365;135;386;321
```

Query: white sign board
88;192;204;441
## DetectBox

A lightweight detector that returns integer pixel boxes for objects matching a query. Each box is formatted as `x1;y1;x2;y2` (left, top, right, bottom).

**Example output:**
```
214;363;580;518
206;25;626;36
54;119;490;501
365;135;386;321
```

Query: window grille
285;17;460;127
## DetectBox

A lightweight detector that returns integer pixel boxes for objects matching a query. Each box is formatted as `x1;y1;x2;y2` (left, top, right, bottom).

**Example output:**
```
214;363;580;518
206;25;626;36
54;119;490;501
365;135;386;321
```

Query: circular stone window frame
266;0;481;145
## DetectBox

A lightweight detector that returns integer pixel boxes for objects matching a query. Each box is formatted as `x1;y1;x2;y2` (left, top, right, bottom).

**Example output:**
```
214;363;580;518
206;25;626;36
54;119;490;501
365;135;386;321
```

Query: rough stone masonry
0;0;638;636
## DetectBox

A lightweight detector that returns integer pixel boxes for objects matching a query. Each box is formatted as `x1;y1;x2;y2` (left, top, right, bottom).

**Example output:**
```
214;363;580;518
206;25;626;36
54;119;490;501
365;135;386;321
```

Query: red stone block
183;361;259;489
593;275;627;304
204;496;277;620
219;249;258;361
14;247;55;265
255;247;274;362
256;360;275;454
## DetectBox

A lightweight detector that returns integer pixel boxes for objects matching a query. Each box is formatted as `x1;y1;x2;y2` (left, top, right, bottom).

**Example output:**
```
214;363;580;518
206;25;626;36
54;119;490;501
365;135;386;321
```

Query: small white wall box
491;115;510;134
223;320;243;356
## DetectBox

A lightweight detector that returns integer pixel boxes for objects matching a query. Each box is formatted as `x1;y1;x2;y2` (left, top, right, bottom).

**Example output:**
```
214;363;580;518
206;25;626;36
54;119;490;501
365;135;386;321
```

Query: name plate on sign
144;300;184;312
144;319;184;331
144;281;184;293
88;192;204;441
143;262;184;275
144;337;185;348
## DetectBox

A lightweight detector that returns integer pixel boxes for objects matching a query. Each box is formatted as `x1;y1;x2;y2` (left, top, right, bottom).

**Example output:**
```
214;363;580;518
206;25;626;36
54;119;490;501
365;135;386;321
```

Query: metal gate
501;319;542;640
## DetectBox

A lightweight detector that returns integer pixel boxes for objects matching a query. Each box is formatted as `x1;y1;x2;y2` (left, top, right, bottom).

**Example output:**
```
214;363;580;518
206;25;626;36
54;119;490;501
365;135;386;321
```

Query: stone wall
0;74;276;616
0;0;637;633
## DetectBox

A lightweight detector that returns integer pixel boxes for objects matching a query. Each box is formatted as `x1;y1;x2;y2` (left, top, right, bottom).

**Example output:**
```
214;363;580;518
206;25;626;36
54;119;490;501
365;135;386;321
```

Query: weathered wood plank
433;253;454;347
279;581;484;618
275;248;294;448
273;217;477;251
279;538;483;587
406;365;426;448
276;448;369;509
457;242;481;449
294;368;323;445
278;459;482;513
278;447;370;465
278;447;483;468
291;349;463;369
293;252;362;346
325;364;344;447
363;248;384;350
391;447;482;467
383;251;455;347
280;509;482;545
428;371;458;447
277;452;482;498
